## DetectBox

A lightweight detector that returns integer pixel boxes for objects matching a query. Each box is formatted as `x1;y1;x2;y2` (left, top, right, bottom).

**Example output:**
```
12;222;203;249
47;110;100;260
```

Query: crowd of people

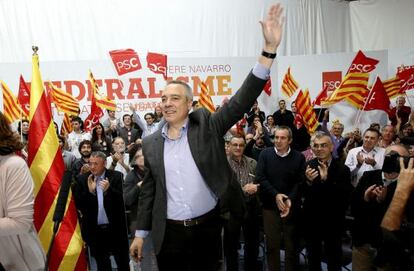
2;3;414;271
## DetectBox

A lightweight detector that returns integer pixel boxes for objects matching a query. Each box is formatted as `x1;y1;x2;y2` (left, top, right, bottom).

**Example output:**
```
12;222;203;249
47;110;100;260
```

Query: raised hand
260;3;284;52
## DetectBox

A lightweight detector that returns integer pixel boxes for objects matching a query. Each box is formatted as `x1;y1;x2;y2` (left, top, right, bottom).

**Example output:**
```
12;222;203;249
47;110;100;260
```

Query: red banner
347;50;379;74
109;49;142;76
398;67;414;93
146;52;167;80
18;75;30;116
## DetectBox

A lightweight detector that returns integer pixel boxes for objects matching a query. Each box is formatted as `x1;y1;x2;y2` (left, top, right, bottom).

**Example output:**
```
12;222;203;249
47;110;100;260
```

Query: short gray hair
166;80;193;101
312;131;332;145
90;151;107;161
274;125;293;140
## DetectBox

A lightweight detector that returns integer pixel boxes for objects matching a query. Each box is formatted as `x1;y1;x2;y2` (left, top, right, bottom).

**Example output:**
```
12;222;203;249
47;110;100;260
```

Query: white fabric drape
0;0;346;62
0;0;412;62
349;0;414;52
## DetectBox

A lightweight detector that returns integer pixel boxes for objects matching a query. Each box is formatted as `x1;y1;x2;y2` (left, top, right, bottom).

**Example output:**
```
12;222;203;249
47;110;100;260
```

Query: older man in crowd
345;128;385;186
224;135;260;271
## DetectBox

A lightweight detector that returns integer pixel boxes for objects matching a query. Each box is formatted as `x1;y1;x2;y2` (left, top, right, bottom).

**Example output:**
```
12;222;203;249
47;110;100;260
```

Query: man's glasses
231;143;245;148
312;143;329;149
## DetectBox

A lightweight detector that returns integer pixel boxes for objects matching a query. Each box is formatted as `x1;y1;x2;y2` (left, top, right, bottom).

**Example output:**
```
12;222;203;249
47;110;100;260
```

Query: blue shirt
136;62;270;238
95;172;109;225
162;120;218;220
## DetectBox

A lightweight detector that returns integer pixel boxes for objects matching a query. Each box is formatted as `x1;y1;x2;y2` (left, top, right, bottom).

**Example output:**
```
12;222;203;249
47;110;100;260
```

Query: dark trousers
305;229;342;271
224;200;260;271
156;214;222;271
263;209;299;271
89;225;130;271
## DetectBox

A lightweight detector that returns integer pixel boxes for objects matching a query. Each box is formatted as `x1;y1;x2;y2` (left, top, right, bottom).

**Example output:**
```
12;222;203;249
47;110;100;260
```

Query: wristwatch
261;50;277;59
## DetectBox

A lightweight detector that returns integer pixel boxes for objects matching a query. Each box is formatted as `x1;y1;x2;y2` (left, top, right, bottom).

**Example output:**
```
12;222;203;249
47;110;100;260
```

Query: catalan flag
28;51;87;271
199;81;216;112
323;72;369;107
89;70;117;111
1;81;28;123
60;113;73;136
281;67;299;97
295;89;319;134
49;82;79;116
382;76;401;99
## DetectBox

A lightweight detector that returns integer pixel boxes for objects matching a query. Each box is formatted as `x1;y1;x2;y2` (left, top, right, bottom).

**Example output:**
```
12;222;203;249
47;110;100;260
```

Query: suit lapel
187;121;201;168
152;130;167;191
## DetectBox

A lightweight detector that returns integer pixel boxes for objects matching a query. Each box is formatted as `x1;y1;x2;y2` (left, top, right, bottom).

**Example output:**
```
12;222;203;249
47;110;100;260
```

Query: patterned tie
96;176;109;225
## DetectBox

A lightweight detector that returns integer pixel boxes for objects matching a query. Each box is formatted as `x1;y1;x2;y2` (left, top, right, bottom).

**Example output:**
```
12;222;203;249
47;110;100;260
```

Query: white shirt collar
274;147;291;157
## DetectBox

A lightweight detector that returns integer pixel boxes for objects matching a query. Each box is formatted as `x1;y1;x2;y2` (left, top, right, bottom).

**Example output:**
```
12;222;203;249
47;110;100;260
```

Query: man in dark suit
303;131;353;271
72;151;129;271
129;4;284;270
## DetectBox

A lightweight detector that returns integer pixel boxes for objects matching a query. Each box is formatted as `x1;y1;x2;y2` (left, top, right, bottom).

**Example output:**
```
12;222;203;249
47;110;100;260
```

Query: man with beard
72;140;92;180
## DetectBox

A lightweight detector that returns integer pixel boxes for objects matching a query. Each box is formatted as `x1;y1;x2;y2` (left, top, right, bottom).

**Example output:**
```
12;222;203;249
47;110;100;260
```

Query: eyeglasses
312;143;329;149
231;143;245;148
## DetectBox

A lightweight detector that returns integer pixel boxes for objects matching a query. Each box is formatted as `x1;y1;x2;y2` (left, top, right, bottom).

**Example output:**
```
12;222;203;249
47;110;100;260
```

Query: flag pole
19;108;23;141
316;106;323;122
354;76;377;129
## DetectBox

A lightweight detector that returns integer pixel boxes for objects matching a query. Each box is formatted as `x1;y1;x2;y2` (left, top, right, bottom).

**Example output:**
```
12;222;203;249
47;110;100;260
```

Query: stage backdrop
1;48;413;132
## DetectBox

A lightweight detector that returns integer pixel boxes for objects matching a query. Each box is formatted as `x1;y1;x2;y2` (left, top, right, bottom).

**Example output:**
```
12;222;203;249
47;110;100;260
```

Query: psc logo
322;71;342;91
109;49;142;76
349;63;375;73
401;74;414;90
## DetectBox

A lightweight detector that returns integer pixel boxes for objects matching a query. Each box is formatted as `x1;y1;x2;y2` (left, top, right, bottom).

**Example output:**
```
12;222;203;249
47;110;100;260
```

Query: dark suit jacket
136;72;267;254
72;169;128;246
301;158;352;233
351;170;396;247
117;126;141;146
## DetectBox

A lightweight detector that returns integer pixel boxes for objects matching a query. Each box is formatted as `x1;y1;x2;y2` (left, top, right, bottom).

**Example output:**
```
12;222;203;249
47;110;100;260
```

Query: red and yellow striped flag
89;70;117;111
322;72;369;107
1;81;28;123
281;67;299;97
28;52;87;271
60;113;73;136
295;89;319;134
383;76;401;99
49;82;80;116
199;81;216;112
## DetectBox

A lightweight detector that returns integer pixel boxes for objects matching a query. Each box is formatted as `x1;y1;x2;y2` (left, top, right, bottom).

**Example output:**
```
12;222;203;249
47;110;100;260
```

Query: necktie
96;176;109;225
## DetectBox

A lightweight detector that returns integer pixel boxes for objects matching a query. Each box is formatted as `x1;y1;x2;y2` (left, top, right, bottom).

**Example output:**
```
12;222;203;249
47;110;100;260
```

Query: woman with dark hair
17;119;29;145
91;122;112;156
0;112;45;270
153;105;163;123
